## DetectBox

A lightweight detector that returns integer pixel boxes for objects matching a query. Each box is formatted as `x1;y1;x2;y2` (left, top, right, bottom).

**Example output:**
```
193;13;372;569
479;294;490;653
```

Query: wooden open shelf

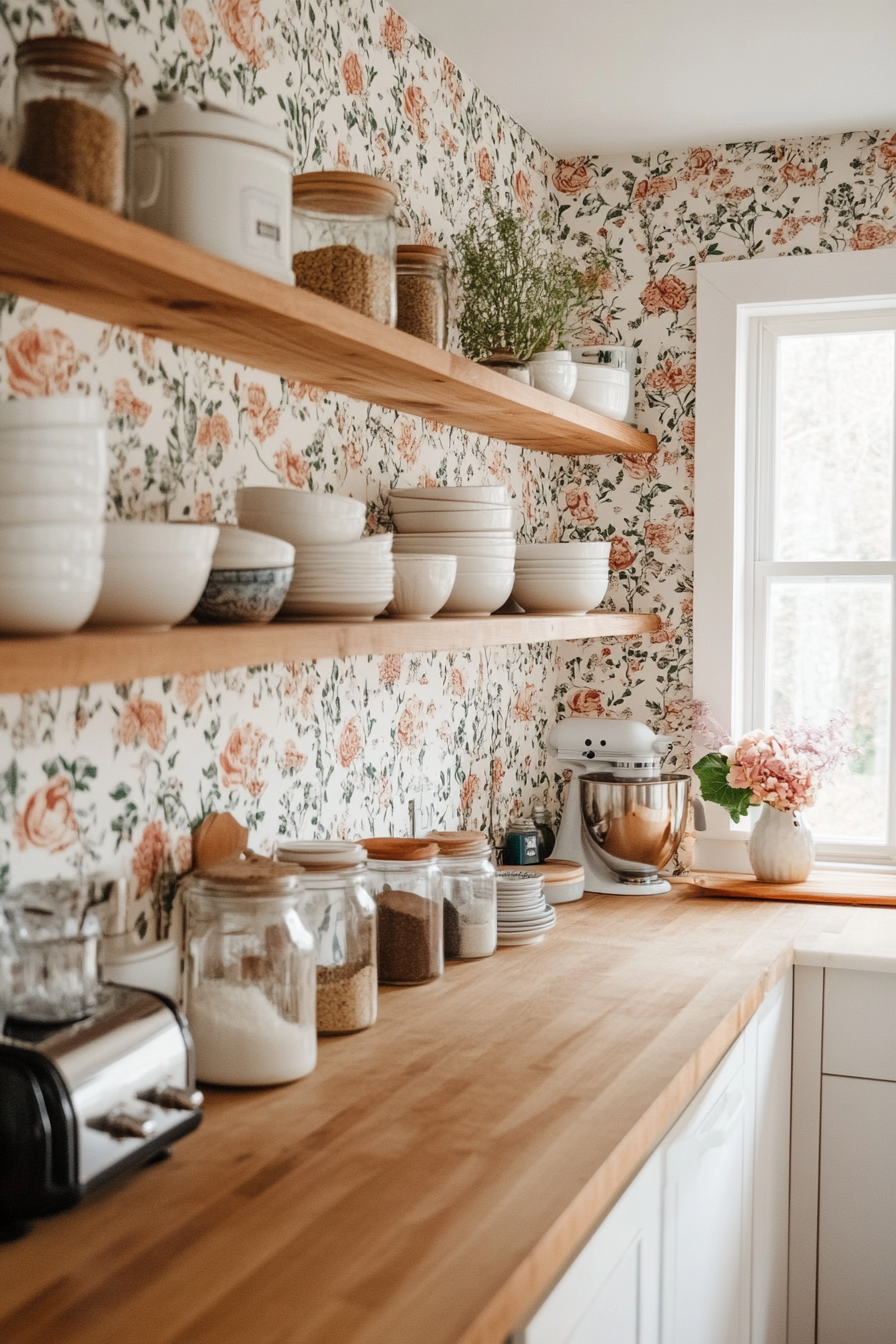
0;168;657;458
0;611;658;694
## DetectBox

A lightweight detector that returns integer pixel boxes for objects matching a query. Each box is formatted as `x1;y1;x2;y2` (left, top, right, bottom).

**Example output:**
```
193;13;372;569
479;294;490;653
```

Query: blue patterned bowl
192;567;293;624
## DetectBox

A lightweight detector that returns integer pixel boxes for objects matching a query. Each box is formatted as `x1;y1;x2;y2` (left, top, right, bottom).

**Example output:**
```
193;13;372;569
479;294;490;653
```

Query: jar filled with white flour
183;860;317;1086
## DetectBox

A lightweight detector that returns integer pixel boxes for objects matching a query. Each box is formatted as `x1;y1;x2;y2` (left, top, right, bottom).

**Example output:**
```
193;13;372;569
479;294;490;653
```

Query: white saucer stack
496;869;558;945
279;533;394;621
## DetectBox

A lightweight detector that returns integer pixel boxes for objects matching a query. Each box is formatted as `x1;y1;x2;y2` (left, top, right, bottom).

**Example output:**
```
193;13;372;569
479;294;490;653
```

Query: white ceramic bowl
0;395;104;431
0;493;106;525
393;533;516;557
569;366;630;421
89;523;219;627
510;573;609;615
0;461;107;496
390;486;510;504
516;542;611;558
454;555;515;574
0;552;104;582
388;496;510;514
0;435;106;465
238;486;364;517
440;569;515;616
392;507;515;534
0;575;104;635
528;361;577;401
0;522;105;554
206;525;295;571
386;554;458;620
237;508;364;547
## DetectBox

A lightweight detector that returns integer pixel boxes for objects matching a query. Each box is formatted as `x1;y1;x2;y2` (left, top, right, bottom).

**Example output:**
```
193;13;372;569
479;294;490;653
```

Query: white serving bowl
0;395;104;431
0;574;104;635
390;486;510;504
0;493;106;525
0;522;105;554
0;552;103;582
393;533;516;558
206;525;295;571
569;366;630;421
392;507;516;534
516;541;611;558
0;461;108;496
454;555;515;574
440;569;515;617
237;509;364;547
511;573;609;615
386;554;458;620
89;522;219;627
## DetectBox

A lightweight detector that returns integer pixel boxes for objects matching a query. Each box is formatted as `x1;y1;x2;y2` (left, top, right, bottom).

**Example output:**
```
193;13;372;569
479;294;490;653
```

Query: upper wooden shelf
0;168;657;458
0;611;659;694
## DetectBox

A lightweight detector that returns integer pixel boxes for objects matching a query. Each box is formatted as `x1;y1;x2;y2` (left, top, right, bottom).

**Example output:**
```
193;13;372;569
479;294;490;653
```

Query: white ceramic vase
747;803;815;883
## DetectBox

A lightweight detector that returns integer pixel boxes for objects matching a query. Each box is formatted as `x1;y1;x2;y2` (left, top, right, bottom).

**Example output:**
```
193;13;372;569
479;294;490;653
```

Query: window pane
774;331;895;561
766;579;891;843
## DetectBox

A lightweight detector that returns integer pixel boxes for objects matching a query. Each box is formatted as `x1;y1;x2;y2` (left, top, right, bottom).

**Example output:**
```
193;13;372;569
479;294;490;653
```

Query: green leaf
693;753;754;822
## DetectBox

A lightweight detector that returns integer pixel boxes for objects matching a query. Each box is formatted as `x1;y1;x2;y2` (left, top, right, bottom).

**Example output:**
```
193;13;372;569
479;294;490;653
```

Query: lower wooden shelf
0;611;659;694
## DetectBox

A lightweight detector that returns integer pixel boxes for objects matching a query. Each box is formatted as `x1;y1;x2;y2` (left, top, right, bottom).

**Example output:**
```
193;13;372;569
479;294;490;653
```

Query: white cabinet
750;971;792;1344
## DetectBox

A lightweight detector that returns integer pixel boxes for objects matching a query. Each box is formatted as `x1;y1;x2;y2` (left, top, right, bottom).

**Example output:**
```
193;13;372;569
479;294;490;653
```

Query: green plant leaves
693;752;754;822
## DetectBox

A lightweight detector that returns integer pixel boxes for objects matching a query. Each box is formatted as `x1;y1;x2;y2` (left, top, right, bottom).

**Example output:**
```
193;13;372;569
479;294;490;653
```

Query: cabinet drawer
823;969;896;1081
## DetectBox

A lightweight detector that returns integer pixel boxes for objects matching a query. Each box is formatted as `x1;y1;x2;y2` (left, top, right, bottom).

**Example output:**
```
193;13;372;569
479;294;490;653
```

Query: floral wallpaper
2;0;896;919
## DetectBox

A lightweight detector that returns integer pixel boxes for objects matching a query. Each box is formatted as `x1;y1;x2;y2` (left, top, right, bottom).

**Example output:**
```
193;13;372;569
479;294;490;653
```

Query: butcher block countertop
0;892;870;1344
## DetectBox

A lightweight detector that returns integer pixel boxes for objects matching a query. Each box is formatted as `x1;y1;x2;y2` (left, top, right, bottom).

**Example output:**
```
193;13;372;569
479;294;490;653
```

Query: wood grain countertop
0;892;837;1344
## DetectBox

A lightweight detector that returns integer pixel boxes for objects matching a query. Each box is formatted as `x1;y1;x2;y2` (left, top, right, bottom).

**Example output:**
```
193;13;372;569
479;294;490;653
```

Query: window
694;250;896;871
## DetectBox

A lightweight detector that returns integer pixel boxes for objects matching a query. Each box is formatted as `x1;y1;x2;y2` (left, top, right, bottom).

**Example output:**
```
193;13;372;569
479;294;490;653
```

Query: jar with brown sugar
361;838;442;985
14;35;130;213
396;245;448;347
292;171;398;325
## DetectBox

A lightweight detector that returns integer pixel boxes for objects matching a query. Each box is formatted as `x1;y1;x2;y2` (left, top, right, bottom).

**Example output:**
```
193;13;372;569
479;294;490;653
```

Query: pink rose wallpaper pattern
1;0;895;927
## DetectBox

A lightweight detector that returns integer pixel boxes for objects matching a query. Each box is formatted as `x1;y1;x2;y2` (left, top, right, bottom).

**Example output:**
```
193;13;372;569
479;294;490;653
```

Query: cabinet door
751;971;792;1344
661;1047;751;1344
817;1074;896;1344
520;1151;660;1344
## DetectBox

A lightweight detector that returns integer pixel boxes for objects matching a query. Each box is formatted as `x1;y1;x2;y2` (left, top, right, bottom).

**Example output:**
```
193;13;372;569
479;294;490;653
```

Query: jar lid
428;830;490;855
16;35;126;81
292;171;400;217
396;244;447;265
277;840;367;869
538;861;585;883
360;838;438;861
189;858;303;896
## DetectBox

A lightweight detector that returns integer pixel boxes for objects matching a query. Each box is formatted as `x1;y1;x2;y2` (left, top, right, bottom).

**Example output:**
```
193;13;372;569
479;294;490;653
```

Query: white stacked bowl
389;486;516;617
0;396;107;634
236;486;365;547
512;541;611;616
89;522;220;627
280;534;394;621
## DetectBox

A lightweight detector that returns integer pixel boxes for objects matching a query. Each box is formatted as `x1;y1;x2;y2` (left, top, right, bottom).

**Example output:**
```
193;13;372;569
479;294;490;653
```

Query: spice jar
361;839;442;985
396;244;448;347
276;841;377;1034
14;36;129;213
429;831;497;960
182;860;316;1086
292;171;398;325
503;816;542;865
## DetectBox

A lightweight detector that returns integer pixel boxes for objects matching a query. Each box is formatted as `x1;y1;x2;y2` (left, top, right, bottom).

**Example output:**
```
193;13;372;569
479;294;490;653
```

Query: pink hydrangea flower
726;729;817;812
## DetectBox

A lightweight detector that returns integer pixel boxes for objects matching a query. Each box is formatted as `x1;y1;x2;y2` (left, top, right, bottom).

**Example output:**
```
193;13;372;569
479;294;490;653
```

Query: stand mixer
548;718;690;896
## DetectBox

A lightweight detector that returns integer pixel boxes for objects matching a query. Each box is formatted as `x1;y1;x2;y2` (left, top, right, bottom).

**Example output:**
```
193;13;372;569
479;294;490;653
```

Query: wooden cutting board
685;870;896;907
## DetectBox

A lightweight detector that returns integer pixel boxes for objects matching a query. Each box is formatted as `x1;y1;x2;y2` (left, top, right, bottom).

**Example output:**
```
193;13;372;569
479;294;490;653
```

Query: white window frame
694;249;896;873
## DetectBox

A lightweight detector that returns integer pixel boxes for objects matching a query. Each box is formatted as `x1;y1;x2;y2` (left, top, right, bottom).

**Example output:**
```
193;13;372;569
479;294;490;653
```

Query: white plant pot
747;803;815;883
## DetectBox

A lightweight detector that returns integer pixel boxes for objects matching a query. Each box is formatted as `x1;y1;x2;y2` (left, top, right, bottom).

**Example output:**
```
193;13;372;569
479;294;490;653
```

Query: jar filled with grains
395;244;448;347
182;859;317;1087
429;831;497;960
292;171;399;325
14;36;130;213
276;840;377;1035
361;838;442;985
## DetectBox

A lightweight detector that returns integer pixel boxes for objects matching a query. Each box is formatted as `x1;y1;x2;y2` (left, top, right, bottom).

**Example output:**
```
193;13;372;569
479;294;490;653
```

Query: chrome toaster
0;984;202;1235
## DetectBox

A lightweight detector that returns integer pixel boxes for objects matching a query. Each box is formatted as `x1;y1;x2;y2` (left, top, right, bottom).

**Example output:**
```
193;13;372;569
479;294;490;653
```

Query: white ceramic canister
132;94;295;284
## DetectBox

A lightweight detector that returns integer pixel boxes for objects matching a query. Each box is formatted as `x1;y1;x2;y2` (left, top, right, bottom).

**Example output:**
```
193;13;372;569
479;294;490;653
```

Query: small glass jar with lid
396;244;448;347
276;840;377;1034
429;831;497;960
292;171;399;325
503;816;542;865
2;878;105;1024
14;35;130;213
361;838;442;985
182;859;316;1086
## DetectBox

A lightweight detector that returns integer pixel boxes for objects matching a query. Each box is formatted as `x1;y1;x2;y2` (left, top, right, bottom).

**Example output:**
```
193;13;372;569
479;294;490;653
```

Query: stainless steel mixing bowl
581;772;690;883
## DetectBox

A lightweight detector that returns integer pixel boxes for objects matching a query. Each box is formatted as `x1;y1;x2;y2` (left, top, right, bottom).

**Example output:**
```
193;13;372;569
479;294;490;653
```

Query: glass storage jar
183;860;316;1086
2;878;105;1024
430;832;497;960
14;35;130;213
276;840;377;1034
396;244;448;347
292;170;398;325
503;816;542;865
361;839;442;985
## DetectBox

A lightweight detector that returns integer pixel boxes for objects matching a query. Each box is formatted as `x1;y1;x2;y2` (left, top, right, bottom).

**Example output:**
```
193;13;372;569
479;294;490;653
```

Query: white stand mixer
548;718;690;897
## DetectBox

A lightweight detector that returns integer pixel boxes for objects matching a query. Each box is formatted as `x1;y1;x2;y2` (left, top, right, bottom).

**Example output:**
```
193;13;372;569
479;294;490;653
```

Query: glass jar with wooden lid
14;35;130;213
360;838;442;984
396;244;448;347
428;831;497;960
276;840;377;1035
291;171;399;325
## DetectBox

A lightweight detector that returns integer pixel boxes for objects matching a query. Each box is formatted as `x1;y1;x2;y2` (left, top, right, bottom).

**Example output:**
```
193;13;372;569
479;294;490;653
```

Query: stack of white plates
0;396;107;634
512;541;611;616
279;534;394;621
390;486;516;617
496;869;558;945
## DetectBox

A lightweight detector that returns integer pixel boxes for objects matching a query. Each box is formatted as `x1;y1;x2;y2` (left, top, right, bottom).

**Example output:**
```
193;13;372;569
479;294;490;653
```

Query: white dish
0;522;105;554
389;496;511;515
454;557;515;575
278;596;391;619
393;534;516;558
0;461;107;496
386;554;457;620
103;521;219;557
528;350;572;363
237;509;364;547
90;525;218;627
527;361;577;401
293;534;392;556
0;436;107;468
570;367;630;421
237;486;365;518
205;525;295;571
392;507;516;534
0;493;106;525
0;552;103;582
497;930;546;946
511;573;608;615
439;569;514;616
0;395;104;430
0;574;103;635
389;486;510;504
516;542;611;558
